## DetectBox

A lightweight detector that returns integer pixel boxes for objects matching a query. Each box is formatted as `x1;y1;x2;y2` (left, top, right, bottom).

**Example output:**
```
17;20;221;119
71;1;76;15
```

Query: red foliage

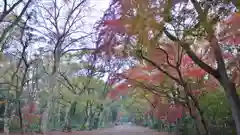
108;91;117;98
150;101;186;123
166;105;183;123
224;13;240;24
223;52;234;59
183;68;206;78
220;13;240;45
100;1;240;127
181;55;194;65
221;36;240;45
28;102;36;113
103;19;127;34
114;82;130;92
20;102;41;125
104;20;122;27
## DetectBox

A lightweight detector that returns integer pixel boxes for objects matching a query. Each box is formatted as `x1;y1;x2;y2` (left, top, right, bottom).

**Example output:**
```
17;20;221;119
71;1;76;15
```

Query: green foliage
177;116;198;135
9;115;41;133
178;91;235;135
199;91;235;134
149;119;162;131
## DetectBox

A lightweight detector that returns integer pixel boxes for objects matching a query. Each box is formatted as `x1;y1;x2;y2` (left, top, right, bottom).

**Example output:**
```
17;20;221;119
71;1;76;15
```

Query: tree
30;0;93;133
97;0;240;134
0;0;33;51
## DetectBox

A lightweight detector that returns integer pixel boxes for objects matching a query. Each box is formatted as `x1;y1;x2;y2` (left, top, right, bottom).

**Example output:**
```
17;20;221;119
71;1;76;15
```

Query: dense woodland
0;0;240;135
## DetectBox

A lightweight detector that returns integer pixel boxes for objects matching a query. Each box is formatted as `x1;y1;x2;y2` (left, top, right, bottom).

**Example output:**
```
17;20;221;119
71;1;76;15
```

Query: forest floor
6;125;171;135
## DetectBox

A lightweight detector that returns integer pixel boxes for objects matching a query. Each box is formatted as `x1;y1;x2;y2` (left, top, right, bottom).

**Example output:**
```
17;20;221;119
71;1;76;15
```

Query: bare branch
0;0;33;51
0;0;23;22
137;50;183;85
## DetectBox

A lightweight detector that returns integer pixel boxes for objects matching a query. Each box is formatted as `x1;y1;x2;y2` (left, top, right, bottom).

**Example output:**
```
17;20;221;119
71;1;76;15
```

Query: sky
87;0;110;81
84;0;110;31
89;0;110;17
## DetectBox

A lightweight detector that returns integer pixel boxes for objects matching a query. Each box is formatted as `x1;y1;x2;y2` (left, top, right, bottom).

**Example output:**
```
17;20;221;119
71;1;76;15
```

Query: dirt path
66;125;170;135
8;125;171;135
88;125;170;135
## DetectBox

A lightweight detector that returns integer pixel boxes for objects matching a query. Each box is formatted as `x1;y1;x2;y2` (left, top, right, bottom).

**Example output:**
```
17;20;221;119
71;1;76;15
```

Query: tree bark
17;100;23;135
63;106;71;132
3;102;9;135
41;47;60;134
220;79;240;135
209;35;240;135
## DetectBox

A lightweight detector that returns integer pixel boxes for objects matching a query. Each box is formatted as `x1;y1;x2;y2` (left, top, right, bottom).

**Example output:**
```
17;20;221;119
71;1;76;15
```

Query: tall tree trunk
3;102;9;135
41;110;48;134
41;74;56;133
41;49;60;134
210;35;240;135
63;101;76;132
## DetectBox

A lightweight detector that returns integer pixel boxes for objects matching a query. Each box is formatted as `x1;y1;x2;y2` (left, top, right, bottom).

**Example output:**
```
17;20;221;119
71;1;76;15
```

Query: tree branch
163;27;219;78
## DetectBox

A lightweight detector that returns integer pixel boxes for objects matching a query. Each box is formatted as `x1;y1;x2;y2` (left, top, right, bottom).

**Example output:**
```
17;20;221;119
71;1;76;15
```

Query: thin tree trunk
221;80;240;135
189;94;209;135
17;100;23;135
63;101;76;132
57;103;61;128
185;97;201;135
63;106;70;132
41;110;48;133
82;103;89;129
